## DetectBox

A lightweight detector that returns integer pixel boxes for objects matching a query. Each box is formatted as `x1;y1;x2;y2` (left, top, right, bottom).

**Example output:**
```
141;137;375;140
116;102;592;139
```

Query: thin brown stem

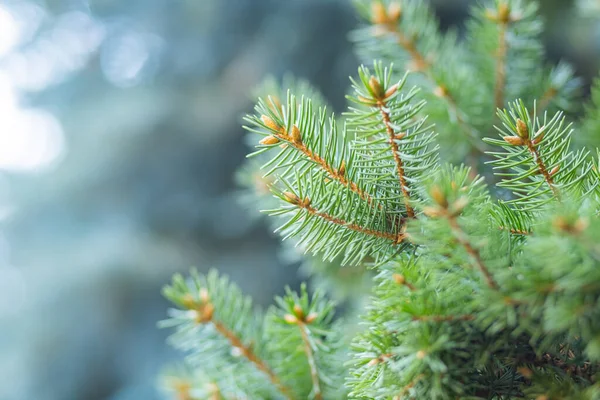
378;102;416;218
393;374;424;400
271;127;379;209
447;215;500;290
382;26;484;153
297;322;323;400
494;21;508;111
299;200;404;244
412;314;475;322
525;140;561;200
212;321;295;400
498;226;531;236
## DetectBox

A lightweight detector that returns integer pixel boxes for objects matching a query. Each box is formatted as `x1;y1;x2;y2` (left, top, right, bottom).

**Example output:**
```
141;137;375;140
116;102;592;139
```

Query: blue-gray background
0;1;598;399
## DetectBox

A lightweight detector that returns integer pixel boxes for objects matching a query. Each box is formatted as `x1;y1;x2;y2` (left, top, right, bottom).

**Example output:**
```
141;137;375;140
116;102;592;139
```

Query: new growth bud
369;75;384;98
503;136;525;146
291;125;302;144
260;136;280;145
261;114;281;132
516;119;529;139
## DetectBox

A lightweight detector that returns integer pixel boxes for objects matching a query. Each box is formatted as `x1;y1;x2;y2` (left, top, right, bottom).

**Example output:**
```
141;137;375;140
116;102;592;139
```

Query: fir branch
362;1;481;150
449;216;499;291
259;115;377;209
281;191;403;244
210;321;294;400
348;63;439;221
491;2;511;110
485;101;594;212
372;78;416;218
297;320;323;400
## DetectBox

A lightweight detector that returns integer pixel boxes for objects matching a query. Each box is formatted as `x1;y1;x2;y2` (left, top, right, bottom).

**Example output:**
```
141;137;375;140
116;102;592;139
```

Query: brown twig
412;314;475;322
377;102;416;218
498;226;531;236
213;321;296;400
294;197;404;244
494;20;508;111
297;321;323;400
447;215;500;290
374;15;484;153
263;118;381;210
525;140;561;200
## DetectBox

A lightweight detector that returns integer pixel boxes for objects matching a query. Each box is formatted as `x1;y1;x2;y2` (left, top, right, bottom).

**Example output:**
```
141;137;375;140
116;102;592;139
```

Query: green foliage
161;1;600;399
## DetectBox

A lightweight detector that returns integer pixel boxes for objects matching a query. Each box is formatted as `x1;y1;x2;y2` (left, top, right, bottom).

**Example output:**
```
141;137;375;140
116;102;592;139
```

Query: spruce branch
209;321;294;399
278;190;403;244
487;1;512;111
425;183;500;291
161;271;296;399
485;101;594;212
348;63;439;222
356;0;483;151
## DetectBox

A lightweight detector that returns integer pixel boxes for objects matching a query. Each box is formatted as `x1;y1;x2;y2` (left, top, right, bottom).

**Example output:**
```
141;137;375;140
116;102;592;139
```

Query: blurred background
0;0;598;399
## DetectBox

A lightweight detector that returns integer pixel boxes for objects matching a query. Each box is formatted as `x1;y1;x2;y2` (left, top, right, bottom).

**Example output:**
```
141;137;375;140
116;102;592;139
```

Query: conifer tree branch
447;214;499;291
211;320;295;400
493;5;510;110
262;116;379;209
296;321;323;400
368;1;483;151
412;314;475;322
377;99;415;218
285;192;404;244
524;137;561;200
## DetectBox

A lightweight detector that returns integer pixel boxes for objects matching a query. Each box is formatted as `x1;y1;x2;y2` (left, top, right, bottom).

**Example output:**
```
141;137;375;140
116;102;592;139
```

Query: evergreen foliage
161;1;600;398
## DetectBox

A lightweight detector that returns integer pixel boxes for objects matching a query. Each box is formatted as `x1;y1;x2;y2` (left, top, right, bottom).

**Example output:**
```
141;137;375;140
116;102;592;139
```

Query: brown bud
451;196;469;215
573;217;590;234
261;114;280;131
394;132;406;140
549;165;560;177
536;396;549;400
430;185;447;207
338;160;346;176
201;303;214;321
503;136;525;146
497;2;511;24
283;192;301;205
516;119;529;139
384;83;399;99
387;2;402;23
423;206;443;218
433;85;448;98
293;304;305;320
392;273;406;285
305;312;318;324
553;216;569;232
371;1;388;25
260;135;280;145
517;366;533;379
367;358;380;367
284;313;298;324
369;75;384;98
416;350;427;360
291;125;302;144
357;95;377;105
